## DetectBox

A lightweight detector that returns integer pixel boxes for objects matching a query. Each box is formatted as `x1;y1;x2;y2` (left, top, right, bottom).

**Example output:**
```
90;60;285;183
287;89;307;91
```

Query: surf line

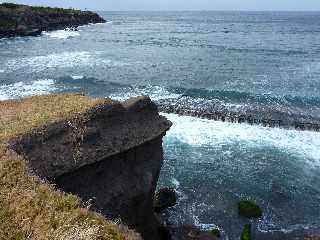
157;103;320;132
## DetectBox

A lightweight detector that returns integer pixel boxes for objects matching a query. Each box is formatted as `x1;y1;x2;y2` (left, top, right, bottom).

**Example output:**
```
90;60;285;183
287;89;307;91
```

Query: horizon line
94;9;320;12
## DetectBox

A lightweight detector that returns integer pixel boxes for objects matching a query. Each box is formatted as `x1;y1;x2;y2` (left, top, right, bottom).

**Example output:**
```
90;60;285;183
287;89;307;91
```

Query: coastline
0;8;320;240
0;3;106;38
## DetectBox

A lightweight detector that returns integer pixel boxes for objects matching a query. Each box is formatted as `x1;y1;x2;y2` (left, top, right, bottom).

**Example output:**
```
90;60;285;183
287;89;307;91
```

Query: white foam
5;51;130;73
171;178;181;188
43;30;80;39
0;70;4;73
71;75;84;80
110;85;182;101
0;79;56;100
163;113;320;165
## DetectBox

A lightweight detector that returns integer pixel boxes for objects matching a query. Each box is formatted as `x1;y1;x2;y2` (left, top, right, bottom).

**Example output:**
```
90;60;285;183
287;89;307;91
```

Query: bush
1;3;20;9
238;200;262;218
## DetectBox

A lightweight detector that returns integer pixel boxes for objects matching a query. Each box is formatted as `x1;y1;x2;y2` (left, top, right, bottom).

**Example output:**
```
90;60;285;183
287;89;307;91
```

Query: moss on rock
208;228;221;238
241;224;251;240
238;200;262;218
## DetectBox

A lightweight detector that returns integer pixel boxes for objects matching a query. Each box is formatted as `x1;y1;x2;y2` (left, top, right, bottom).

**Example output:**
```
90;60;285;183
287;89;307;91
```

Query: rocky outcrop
0;3;106;38
9;96;172;240
157;97;320;132
154;188;177;213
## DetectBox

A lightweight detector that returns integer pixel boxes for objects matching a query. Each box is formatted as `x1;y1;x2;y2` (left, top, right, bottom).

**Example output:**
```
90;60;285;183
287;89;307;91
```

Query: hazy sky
5;0;320;11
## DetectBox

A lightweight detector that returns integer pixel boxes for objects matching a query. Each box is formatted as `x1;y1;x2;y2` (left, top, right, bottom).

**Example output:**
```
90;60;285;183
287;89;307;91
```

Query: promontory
0;3;106;38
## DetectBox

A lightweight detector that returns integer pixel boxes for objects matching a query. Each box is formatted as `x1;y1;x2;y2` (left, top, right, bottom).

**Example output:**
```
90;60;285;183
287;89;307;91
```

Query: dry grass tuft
0;94;141;240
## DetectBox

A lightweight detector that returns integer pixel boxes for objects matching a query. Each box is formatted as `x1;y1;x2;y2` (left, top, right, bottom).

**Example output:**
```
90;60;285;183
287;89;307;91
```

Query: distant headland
0;3;106;38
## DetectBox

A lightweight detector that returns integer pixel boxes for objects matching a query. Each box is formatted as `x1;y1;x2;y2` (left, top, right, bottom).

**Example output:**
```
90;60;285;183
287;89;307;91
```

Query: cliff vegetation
0;94;140;240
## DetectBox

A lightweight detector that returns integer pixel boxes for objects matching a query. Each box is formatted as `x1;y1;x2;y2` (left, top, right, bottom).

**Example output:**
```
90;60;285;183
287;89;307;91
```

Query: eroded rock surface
9;96;172;240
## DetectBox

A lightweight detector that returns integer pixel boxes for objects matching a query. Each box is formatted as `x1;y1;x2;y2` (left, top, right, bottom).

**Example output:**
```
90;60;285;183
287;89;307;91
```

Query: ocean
0;11;320;239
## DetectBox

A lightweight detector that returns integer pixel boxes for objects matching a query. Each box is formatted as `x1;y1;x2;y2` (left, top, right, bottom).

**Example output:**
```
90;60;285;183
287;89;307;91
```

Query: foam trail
163;113;320;165
5;51;130;73
43;30;80;39
0;70;4;73
110;85;181;101
71;75;84;80
0;79;56;100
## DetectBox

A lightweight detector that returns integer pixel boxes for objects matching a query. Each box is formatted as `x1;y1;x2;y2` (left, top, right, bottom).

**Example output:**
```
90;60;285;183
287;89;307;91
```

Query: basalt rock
0;3;106;38
154;187;177;213
9;96;172;240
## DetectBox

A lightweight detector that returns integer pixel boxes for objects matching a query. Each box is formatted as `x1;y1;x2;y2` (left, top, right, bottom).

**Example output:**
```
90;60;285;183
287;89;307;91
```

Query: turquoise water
0;11;320;239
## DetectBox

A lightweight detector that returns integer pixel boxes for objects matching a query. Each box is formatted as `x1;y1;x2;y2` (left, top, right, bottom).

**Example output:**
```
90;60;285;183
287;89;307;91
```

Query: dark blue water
0;11;320;239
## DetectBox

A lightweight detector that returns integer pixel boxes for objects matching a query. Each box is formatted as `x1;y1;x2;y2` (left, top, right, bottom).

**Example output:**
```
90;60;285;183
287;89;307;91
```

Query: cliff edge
0;3;106;38
0;94;172;240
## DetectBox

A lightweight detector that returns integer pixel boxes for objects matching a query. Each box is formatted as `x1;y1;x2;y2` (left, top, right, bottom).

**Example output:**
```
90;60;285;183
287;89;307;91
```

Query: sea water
0;11;319;239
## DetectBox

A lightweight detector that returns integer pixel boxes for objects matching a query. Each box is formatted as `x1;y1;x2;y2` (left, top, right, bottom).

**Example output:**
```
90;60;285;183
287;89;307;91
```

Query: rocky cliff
8;95;172;240
0;3;106;38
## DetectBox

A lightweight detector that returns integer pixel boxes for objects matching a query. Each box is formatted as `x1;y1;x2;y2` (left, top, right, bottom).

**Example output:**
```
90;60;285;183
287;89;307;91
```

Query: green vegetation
1;2;20;9
0;94;139;240
0;18;16;28
241;224;251;240
238;200;262;218
0;2;82;14
208;228;221;238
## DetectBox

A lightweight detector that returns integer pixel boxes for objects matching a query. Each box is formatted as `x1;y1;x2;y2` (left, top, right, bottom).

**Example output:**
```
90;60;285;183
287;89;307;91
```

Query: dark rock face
0;3;106;38
154;188;177;213
168;226;217;240
9;96;172;240
54;137;164;240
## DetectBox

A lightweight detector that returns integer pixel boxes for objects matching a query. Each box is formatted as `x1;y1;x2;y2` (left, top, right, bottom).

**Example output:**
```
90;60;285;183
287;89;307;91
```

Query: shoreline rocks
157;97;320;132
154;187;178;213
0;3;106;38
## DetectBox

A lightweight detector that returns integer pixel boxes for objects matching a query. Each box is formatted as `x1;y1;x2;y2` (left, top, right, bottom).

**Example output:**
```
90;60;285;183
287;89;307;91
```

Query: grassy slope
0;94;140;240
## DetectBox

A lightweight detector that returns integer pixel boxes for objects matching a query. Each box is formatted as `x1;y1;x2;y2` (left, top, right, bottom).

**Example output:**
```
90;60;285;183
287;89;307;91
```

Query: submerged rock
238;200;262;218
169;225;218;240
154;187;177;212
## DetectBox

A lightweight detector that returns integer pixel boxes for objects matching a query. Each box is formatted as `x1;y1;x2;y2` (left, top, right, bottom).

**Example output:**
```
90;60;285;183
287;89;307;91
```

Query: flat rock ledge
7;95;172;240
9;96;172;179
